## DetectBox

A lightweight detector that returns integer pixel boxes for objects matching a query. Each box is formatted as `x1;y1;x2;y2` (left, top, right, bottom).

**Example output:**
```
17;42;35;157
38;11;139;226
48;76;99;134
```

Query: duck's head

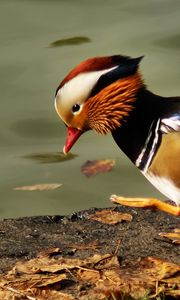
55;55;144;154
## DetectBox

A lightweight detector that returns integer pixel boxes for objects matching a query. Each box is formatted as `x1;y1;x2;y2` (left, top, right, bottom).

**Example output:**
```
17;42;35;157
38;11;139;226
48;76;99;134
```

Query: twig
113;239;121;256
6;286;37;300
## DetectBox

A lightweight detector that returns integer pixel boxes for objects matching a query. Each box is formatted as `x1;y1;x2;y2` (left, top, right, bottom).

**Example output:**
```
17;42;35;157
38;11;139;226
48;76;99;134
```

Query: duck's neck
112;88;165;169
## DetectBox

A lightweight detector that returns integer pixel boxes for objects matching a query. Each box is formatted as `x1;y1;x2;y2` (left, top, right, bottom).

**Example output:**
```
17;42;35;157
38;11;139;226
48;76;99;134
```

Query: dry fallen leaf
96;256;180;299
88;209;132;224
0;288;74;300
9;253;112;275
81;159;115;177
136;256;180;281
159;228;180;244
14;183;62;191
0;249;179;300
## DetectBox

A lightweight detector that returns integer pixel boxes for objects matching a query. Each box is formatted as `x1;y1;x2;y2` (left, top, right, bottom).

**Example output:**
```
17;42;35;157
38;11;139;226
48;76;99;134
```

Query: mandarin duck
55;55;180;217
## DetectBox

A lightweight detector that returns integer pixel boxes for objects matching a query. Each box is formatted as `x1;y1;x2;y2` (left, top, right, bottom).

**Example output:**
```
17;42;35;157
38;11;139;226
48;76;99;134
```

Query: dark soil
0;206;179;274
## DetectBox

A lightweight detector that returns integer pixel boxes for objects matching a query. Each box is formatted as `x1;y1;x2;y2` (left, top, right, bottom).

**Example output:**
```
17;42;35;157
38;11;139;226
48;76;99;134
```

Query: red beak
63;127;83;154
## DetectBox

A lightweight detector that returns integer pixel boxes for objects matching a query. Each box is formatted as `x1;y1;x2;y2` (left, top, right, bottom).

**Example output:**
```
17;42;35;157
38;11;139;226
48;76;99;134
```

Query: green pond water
0;0;180;218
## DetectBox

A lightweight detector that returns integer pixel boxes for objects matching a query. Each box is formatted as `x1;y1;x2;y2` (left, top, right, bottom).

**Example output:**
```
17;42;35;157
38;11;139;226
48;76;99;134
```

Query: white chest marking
144;171;180;206
160;115;180;133
135;119;161;172
135;115;180;172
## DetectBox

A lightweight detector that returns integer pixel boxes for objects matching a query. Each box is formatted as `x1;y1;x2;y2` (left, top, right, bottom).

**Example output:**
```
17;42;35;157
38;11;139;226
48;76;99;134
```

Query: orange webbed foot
110;195;180;216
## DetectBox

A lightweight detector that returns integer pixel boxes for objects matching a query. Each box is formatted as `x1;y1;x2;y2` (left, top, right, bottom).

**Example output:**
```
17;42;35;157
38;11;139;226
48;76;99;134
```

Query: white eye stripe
56;66;118;109
55;66;118;123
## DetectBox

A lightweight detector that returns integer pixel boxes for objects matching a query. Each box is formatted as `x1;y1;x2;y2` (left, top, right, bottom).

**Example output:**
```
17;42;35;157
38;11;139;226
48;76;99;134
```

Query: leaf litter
88;209;132;225
0;247;179;300
159;228;180;244
8;154;179;299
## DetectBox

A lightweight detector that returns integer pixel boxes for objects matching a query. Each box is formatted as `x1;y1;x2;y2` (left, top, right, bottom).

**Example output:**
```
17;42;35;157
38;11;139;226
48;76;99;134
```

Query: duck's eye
72;104;81;113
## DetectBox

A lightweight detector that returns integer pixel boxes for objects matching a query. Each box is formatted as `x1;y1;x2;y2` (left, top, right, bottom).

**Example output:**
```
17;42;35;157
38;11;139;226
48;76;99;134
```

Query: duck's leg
110;195;180;216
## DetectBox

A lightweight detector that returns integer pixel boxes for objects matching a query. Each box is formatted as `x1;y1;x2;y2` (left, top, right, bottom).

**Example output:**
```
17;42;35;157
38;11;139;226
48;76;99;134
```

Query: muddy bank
0;206;179;274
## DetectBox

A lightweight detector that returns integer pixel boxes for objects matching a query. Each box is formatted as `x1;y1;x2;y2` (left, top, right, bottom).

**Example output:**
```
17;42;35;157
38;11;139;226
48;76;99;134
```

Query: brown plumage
149;132;180;188
86;73;143;134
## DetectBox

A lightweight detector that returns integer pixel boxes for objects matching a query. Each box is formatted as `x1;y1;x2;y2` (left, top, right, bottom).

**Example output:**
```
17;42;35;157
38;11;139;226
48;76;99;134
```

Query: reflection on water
11;118;60;139
0;0;180;218
49;36;91;48
155;34;180;50
23;152;77;164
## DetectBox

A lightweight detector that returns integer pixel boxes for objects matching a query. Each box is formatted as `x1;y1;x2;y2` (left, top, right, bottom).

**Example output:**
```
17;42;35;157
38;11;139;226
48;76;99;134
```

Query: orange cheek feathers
66;105;89;132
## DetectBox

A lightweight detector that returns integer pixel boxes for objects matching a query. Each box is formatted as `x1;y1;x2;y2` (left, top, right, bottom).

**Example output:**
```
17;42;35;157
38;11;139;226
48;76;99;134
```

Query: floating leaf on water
81;159;115;177
49;36;91;48
88;209;133;224
23;152;77;164
14;183;62;191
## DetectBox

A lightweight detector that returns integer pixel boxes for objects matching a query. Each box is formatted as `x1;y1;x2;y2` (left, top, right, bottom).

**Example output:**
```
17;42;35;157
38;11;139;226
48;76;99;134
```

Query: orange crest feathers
86;73;143;134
